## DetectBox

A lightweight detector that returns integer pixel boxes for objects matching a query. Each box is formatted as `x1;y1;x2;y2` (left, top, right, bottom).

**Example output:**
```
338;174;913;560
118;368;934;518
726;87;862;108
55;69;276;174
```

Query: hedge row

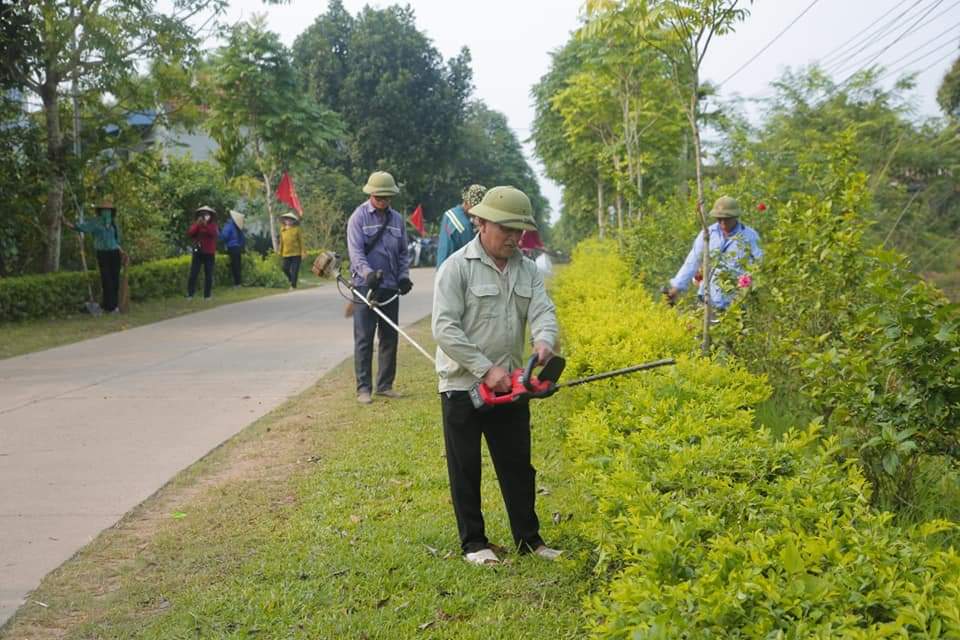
0;253;288;322
549;240;960;637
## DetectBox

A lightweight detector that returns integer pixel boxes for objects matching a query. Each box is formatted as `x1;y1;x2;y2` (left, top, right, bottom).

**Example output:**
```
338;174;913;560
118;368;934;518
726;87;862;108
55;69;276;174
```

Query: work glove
398;277;413;295
365;270;383;290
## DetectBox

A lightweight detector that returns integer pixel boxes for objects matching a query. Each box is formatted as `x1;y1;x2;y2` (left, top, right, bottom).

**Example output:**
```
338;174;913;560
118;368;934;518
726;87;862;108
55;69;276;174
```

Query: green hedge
549;240;960;637
0;253;288;322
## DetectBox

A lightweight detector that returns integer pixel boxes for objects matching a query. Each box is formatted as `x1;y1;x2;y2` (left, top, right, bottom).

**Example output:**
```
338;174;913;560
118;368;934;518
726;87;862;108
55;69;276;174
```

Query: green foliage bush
0;252;287;322
552;240;960;637
709;132;960;510
622;131;960;513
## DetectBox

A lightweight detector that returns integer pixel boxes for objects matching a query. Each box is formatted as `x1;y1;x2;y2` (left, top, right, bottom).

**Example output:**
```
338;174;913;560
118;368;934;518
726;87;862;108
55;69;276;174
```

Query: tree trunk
679;131;689;200
616;191;624;252
41;72;65;273
263;170;278;252
596;176;605;240
688;85;711;356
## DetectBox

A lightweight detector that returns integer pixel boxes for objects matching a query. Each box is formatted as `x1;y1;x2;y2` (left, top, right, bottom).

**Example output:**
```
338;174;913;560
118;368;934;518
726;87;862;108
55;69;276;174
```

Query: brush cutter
468;354;675;410
322;252;436;363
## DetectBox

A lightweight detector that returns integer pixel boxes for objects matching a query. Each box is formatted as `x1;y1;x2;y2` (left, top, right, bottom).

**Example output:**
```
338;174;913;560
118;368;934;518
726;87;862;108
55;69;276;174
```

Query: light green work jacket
432;235;558;393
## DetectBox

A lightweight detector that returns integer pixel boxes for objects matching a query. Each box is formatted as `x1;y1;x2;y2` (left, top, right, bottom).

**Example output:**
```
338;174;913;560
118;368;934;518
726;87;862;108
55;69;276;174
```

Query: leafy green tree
585;0;751;353
938;55;960;119
532;37;607;245
292;3;472;217
207;16;343;251
451;101;549;227
3;0;227;272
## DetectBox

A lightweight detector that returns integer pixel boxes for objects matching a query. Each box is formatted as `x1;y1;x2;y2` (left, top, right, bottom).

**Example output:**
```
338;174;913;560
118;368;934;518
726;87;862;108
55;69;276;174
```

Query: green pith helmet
462;184;487;208
362;171;401;197
709;195;742;219
470;186;537;231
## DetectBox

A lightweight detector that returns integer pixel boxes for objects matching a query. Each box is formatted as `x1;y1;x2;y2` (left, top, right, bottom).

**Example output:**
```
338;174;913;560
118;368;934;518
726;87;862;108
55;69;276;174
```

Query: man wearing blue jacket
436;184;486;267
666;196;762;310
219;210;246;286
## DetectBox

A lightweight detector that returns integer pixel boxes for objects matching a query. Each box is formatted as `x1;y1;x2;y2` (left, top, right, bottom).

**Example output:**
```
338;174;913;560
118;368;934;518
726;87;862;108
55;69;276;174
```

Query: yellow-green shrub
551;241;960;637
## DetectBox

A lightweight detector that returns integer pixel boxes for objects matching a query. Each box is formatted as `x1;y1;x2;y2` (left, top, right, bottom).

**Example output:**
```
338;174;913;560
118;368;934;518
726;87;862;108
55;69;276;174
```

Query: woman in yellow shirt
278;212;306;288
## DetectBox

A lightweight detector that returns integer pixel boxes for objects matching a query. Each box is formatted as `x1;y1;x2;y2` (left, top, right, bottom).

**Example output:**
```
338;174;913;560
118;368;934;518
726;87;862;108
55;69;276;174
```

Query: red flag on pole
409;204;426;236
275;171;303;217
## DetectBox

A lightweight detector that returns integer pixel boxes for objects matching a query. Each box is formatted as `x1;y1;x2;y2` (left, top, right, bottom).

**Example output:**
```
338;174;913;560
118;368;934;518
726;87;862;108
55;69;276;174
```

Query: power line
877;21;960;81
821;0;928;73
906;45;960;77
821;0;928;74
838;0;948;86
816;0;904;65
717;0;821;88
830;0;960;77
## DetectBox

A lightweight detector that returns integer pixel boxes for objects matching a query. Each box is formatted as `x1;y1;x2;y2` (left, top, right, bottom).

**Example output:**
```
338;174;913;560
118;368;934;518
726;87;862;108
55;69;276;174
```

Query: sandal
533;545;563;560
464;548;500;565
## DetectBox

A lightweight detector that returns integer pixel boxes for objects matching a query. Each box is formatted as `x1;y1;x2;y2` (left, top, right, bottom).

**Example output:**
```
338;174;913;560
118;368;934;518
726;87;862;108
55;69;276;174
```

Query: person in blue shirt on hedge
436;184;486;267
665;195;762;311
63;198;124;313
219;210;246;287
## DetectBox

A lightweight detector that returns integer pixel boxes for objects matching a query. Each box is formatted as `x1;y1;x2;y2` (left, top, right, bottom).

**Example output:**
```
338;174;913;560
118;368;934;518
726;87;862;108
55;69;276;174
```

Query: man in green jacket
63;199;124;313
432;185;562;566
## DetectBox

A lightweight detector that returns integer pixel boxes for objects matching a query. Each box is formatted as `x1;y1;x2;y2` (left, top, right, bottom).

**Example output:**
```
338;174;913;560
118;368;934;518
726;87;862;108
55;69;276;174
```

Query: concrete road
0;268;435;625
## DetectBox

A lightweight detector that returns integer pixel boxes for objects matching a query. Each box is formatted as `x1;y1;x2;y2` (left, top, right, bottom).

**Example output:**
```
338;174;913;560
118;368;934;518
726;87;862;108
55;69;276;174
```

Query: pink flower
738;274;753;288
757;202;767;212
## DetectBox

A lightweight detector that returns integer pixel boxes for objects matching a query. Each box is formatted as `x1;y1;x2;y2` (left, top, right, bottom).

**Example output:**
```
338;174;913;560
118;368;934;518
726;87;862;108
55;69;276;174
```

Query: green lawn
2;321;594;639
0;286;286;360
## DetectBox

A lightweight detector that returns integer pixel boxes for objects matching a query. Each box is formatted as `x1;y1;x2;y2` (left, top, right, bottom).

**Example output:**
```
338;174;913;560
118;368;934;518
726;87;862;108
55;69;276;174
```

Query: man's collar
362;201;393;216
465;234;521;270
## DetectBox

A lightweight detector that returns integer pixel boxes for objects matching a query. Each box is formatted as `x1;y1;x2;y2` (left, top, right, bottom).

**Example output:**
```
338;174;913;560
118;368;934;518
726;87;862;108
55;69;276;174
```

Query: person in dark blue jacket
219;210;246;286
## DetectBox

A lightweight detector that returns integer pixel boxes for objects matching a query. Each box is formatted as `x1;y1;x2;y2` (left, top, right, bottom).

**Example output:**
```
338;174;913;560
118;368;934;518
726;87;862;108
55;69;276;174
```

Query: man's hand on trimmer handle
533;341;554;365
365;270;383;290
483;366;511;393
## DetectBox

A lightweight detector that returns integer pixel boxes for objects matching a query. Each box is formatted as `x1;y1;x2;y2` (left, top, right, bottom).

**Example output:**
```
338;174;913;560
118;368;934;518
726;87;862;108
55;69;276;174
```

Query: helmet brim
362;185;400;196
471;203;538;231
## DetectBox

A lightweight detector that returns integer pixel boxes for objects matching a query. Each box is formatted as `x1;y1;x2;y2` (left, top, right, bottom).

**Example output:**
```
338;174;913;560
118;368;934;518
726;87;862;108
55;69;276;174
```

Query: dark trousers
228;247;243;286
282;256;301;288
96;249;122;312
441;392;544;554
187;251;215;298
352;286;398;393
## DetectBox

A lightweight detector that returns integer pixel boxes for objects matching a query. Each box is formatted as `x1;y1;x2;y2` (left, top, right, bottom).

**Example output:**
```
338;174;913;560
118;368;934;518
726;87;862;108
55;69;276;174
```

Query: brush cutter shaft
339;275;434;363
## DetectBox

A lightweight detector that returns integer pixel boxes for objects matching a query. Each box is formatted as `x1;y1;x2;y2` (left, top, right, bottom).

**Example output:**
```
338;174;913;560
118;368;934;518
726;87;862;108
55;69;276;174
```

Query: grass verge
0;286;286;360
1;320;594;639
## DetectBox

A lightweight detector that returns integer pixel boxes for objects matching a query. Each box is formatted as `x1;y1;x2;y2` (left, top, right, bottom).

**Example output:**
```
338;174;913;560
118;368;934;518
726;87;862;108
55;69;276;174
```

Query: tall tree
4;0;227;272
453;101;549;228
207;16;343;250
292;4;472;216
586;0;751;353
938;55;960;119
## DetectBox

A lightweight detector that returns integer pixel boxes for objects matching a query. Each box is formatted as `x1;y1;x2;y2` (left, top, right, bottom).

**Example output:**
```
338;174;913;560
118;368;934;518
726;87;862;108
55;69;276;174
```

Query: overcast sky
220;0;960;220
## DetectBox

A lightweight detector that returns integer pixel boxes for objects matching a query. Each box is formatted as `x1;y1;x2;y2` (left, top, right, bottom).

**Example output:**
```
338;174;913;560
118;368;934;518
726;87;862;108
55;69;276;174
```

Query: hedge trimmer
468;354;676;410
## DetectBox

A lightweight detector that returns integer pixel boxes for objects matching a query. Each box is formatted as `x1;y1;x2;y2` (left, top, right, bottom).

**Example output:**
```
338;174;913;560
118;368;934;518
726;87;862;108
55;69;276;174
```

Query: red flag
275;171;303;216
409;204;426;236
519;230;544;250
